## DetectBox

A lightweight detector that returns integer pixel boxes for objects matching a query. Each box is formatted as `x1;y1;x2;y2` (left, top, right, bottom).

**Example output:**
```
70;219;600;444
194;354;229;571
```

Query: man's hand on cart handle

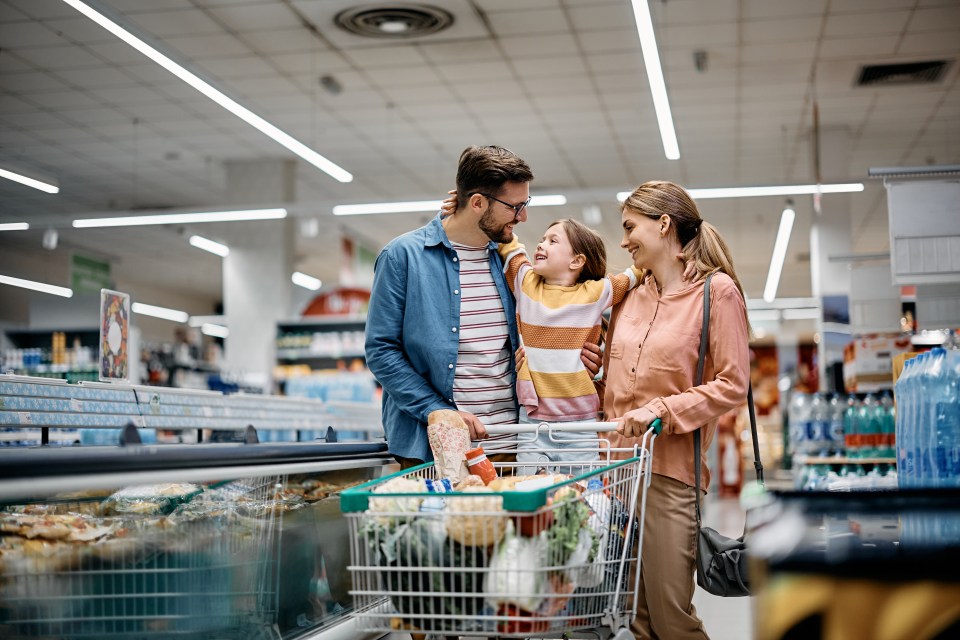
615;407;661;438
457;410;488;440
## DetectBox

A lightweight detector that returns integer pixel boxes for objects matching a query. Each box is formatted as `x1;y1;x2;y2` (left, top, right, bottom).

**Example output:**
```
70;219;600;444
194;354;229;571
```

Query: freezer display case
0;375;393;640
749;490;960;640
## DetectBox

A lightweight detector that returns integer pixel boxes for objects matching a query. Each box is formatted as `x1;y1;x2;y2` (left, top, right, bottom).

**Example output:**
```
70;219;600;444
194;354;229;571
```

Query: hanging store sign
72;254;111;293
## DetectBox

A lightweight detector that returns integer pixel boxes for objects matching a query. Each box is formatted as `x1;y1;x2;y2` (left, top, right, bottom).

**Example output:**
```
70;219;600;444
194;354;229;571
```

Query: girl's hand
441;189;457;216
615;407;659;438
514;345;526;371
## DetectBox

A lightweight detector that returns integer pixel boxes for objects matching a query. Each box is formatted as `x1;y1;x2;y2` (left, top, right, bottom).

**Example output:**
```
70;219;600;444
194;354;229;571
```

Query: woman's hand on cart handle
615;407;661;438
457;410;488;440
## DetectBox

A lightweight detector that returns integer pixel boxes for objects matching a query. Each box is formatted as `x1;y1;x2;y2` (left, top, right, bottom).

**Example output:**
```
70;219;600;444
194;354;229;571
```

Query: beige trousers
631;473;710;640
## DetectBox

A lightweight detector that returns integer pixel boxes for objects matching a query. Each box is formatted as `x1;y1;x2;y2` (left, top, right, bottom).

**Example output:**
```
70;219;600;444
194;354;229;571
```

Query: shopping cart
341;422;657;639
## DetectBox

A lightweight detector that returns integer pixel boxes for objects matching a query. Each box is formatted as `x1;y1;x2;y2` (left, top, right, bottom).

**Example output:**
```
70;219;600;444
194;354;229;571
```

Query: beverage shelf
797;456;897;465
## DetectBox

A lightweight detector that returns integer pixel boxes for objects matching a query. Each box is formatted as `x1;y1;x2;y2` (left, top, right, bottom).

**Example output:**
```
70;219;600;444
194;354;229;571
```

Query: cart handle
483;417;662;435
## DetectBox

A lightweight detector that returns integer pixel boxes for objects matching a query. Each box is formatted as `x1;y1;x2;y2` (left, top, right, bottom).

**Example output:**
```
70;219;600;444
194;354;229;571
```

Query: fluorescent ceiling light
762;203;796;303
0;274;73;298
189;235;229;257
200;323;229;339
0;167;59;194
292;271;322;291
73;208;287;228
617;183;864;201
629;0;680;160
0;222;30;231
61;0;352;183
188;314;225;328
332;194;567;216
132;302;188;323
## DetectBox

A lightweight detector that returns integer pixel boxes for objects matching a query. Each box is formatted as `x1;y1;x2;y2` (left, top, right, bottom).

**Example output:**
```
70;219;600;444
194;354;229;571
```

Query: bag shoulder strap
693;273;763;527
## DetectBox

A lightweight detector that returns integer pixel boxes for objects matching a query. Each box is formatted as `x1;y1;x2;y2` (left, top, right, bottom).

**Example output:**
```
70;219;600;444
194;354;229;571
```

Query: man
365;145;532;466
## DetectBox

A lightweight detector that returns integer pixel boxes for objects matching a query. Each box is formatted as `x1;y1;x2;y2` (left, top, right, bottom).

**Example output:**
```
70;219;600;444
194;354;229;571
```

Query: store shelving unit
276;315;367;369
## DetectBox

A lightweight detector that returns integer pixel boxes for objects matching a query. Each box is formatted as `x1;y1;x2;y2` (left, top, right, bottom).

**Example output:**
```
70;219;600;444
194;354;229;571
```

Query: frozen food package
426;409;471;482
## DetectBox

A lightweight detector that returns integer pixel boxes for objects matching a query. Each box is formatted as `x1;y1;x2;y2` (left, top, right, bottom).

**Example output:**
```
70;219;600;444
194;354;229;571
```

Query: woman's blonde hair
621;180;748;305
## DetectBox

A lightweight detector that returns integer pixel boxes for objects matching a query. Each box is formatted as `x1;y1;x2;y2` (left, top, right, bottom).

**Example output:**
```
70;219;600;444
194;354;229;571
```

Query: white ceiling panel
487;8;570;37
0;20;71;48
126;9;223;37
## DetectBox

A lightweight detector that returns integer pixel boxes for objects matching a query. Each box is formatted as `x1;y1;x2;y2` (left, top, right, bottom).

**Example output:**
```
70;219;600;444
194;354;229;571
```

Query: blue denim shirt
365;214;519;461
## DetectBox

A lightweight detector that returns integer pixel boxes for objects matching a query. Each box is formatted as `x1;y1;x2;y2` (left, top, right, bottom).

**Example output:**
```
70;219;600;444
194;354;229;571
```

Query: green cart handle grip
649;418;662;435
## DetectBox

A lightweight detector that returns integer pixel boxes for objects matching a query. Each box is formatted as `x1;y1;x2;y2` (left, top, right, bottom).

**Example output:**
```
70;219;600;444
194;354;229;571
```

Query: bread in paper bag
427;409;471;482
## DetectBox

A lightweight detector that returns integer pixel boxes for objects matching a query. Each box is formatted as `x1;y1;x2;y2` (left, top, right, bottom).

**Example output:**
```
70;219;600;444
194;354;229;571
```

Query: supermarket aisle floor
384;496;753;640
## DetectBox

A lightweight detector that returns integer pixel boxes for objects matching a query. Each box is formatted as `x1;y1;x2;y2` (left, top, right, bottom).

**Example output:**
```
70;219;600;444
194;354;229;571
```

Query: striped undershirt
451;243;518;450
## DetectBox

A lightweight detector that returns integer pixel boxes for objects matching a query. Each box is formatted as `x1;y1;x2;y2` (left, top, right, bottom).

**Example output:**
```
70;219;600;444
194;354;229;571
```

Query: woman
603;180;750;639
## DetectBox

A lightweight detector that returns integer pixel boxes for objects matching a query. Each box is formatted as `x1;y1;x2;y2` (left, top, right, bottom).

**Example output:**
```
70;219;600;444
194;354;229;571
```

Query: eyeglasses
477;193;531;220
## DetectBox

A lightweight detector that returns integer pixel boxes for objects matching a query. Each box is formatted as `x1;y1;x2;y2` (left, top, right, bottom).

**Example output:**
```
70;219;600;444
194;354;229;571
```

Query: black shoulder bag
693;273;763;597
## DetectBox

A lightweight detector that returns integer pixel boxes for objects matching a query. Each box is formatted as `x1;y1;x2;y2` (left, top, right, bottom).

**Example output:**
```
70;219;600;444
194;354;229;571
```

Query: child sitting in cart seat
497;219;641;472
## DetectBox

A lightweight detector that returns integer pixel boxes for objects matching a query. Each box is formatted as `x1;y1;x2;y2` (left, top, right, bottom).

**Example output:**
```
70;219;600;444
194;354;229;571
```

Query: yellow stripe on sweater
526;370;598;398
519;272;607;308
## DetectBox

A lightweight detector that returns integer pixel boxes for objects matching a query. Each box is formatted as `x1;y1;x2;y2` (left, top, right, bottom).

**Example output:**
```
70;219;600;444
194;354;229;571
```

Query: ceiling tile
578;29;641;54
56;66;137;89
742;0;828;20
660;23;738;48
344;45;428;68
500;33;579;57
819;35;901;58
567;3;635;31
42;17;121;45
237;28;317;54
364;65;441;88
742;17;823;44
908;5;960;31
824;10;911;38
420;40;503;64
897;30;960;55
164;33;252;59
126;9;223;37
487;8;569;37
14;44;105;69
474;0;561;12
9;0;84;20
191;54;276;79
1;71;70;93
209;3;304;31
0;20;70;47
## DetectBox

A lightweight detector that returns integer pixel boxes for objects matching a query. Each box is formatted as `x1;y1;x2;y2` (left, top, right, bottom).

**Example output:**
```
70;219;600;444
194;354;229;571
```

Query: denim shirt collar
424;213;497;251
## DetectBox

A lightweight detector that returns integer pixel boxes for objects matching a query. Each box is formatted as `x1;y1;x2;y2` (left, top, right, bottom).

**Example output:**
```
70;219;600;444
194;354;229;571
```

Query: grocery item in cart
101;482;202;516
443;486;507;546
427;409;471;482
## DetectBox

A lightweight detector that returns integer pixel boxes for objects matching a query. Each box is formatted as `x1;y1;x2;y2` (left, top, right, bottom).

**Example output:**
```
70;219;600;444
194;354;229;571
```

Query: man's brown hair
456;145;533;206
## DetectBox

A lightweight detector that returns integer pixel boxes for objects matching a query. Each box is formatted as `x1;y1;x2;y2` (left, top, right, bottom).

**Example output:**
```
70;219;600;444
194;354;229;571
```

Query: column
218;159;297;388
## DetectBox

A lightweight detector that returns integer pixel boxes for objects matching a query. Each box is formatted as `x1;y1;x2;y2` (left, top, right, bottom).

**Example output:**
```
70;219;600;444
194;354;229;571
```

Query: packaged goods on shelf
842;333;911;392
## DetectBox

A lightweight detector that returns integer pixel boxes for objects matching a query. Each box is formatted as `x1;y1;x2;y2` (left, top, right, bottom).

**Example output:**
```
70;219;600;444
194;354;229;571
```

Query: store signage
72;254;111;293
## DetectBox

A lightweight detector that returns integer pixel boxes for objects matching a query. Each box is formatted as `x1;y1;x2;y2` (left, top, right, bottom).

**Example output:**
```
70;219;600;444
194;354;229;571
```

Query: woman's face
620;208;662;269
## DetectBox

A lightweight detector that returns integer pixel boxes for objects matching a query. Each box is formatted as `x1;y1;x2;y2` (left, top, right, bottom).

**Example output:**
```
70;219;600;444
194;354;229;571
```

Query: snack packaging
444;487;507;547
427;409;471;482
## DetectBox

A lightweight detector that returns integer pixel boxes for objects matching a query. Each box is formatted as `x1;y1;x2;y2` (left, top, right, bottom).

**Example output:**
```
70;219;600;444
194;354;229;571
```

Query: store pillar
218;159;297;389
809;127;853;390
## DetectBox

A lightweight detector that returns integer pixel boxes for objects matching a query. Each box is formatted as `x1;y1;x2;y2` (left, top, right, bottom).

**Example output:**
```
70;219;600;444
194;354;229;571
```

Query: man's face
477;181;530;243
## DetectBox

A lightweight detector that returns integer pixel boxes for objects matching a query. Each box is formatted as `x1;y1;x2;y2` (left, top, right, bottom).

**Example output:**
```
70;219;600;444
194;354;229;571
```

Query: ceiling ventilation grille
856;60;951;87
334;4;454;39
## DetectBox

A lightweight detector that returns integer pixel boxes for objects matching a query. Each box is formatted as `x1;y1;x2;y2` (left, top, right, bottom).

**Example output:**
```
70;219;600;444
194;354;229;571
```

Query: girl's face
532;223;581;284
620;209;663;269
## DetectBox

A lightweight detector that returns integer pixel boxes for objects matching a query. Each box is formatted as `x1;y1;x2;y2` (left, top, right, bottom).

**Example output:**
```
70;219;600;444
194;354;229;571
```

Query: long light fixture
629;0;680;160
200;323;229;339
292;272;322;291
617;183;864;201
60;0;352;183
762;201;796;303
0;274;73;298
0;167;59;194
131;302;188;323
73;208;287;228
0;222;30;231
189;235;230;257
332;194;568;216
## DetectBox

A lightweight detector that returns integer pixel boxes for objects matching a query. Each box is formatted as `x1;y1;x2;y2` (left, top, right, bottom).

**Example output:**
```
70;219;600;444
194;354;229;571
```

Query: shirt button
453;257;459;262
632;368;636;373
454;289;459;294
451;327;458;332
448;398;453;403
448;364;454;369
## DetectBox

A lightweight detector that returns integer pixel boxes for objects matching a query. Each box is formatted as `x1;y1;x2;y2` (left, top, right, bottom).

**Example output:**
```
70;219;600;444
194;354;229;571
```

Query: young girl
498;218;641;471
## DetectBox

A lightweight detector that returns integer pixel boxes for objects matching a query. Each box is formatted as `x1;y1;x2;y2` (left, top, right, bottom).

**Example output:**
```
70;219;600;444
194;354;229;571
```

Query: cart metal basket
341;423;656;639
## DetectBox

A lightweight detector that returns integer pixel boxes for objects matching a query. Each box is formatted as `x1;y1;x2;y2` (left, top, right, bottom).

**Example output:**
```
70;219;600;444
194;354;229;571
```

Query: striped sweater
499;236;641;421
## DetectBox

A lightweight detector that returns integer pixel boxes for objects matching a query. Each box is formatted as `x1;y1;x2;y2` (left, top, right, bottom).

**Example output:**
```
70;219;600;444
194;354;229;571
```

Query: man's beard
478;205;512;243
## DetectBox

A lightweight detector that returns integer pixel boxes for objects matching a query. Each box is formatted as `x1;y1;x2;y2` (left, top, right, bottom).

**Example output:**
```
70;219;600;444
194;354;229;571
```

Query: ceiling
1;0;958;311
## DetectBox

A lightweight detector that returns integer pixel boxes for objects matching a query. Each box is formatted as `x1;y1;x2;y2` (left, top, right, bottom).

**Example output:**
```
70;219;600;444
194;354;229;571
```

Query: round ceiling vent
334;4;454;39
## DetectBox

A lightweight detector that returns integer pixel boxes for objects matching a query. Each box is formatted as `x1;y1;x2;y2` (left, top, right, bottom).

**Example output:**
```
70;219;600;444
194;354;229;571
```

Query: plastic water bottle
844;394;861;459
788;393;810;458
828;393;846;456
933;349;959;487
895;358;911;487
858;394;879;459
809;393;828;456
878;391;896;458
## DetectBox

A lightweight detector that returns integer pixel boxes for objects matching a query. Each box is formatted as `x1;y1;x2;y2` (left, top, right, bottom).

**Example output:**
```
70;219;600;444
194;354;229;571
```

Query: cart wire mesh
343;423;656;638
0;475;282;639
